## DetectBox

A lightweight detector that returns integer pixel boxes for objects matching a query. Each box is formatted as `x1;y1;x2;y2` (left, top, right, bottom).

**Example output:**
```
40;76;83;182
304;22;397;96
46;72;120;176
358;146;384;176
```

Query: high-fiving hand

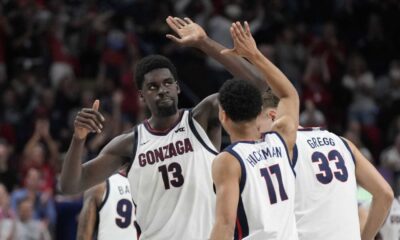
221;21;259;60
166;16;207;47
74;100;105;140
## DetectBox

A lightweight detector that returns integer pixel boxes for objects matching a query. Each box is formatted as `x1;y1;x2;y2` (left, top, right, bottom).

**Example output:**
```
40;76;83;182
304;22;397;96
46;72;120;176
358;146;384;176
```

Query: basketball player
259;90;393;240
166;16;393;240
76;172;137;240
210;22;299;240
376;196;400;240
59;17;275;238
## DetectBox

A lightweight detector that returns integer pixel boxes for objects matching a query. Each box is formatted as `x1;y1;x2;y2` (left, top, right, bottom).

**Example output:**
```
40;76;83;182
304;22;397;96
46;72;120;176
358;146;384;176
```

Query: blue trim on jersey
262;131;296;177
234;196;249;240
340;137;356;165
292;144;298;170
224;143;247;194
98;179;110;212
188;109;219;155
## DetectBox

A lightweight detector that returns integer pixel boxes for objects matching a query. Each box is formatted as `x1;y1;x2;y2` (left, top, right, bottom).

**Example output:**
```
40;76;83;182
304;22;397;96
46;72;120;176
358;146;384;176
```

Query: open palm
221;21;258;60
166;16;207;47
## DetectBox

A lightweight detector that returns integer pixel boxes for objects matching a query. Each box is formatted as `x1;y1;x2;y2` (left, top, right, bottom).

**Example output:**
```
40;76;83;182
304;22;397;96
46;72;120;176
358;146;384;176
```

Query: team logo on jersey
174;127;185;133
138;138;194;167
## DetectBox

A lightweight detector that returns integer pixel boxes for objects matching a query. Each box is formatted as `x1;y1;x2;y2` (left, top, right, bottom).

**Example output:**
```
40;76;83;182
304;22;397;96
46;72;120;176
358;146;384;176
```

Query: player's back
379;197;400;240
225;132;298;240
97;173;137;240
127;109;217;239
294;128;360;240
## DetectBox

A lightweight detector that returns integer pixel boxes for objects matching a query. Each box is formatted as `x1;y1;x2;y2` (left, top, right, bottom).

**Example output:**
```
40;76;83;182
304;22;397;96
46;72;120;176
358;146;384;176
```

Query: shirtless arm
210;152;241;240
222;22;299;157
345;139;394;240
60;100;134;194
76;183;106;240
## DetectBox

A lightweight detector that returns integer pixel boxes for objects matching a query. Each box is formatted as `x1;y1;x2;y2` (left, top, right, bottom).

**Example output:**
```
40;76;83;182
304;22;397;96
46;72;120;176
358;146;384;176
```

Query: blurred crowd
0;0;400;239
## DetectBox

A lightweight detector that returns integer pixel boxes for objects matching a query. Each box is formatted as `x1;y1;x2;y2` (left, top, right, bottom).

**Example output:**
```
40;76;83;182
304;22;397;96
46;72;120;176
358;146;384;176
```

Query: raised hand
74;100;105;140
221;21;258;60
166;16;207;47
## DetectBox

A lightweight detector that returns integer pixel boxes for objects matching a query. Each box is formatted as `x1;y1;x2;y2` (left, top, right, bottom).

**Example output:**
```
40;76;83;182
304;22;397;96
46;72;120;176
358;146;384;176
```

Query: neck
147;110;181;130
229;122;260;143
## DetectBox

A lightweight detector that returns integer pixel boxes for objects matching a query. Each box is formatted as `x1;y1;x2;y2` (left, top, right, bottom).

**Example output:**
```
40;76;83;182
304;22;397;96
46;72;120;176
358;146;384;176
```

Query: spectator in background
0;139;18;193
1;197;51;240
0;183;14;221
381;134;400;195
10;168;56;232
299;99;326;127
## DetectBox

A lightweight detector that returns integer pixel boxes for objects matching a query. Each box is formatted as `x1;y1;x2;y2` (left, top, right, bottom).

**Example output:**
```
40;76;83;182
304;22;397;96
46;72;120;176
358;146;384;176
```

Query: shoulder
83;181;107;206
100;131;137;158
212;152;241;175
192;93;219;119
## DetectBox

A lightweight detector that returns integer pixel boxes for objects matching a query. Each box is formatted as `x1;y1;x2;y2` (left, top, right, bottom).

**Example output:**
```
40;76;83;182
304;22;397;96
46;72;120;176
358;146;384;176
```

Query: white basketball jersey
380;198;400;240
224;132;297;240
97;174;137;240
127;109;217;239
294;128;360;240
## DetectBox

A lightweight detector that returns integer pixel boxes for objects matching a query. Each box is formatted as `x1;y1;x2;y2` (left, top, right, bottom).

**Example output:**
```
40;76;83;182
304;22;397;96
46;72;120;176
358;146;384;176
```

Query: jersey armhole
223;144;247;194
97;179;110;212
126;125;139;175
292;144;298;170
188;109;219;155
262;131;296;177
340;137;356;166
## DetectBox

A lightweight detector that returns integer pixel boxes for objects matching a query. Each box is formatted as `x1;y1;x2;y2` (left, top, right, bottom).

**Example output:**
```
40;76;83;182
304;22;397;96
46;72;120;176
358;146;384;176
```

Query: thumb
166;34;183;43
92;99;100;111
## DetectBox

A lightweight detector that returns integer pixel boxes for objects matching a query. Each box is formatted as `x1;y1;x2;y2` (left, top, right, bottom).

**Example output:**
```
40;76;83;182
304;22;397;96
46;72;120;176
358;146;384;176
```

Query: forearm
248;51;297;100
197;37;266;89
209;222;235;240
60;136;86;194
362;195;393;240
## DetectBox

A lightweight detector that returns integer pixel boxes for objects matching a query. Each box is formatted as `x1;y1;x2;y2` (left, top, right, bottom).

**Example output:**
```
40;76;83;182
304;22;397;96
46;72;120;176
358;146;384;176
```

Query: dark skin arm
60;100;135;194
76;182;106;240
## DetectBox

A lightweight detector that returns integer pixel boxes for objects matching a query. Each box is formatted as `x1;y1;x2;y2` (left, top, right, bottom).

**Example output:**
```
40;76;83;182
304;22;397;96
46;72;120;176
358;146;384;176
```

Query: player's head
135;55;180;118
259;88;280;132
218;79;262;134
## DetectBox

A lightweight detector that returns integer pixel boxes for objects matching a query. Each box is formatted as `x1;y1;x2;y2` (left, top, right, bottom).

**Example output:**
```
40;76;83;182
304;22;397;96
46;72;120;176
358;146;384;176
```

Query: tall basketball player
210;21;299;240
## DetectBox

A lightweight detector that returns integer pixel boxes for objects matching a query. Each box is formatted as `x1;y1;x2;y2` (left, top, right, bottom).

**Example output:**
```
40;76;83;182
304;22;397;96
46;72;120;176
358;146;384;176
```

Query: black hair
262;88;280;108
135;55;178;89
218;79;262;122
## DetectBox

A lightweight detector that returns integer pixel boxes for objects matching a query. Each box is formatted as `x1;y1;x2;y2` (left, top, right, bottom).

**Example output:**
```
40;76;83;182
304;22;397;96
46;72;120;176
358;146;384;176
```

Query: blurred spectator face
18;199;33;222
25;168;42;191
0;141;9;162
31;144;45;166
107;30;126;51
224;4;242;20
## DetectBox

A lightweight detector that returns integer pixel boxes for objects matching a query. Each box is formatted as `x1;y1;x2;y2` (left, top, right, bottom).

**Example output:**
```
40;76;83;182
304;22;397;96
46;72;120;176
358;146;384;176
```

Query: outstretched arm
60;100;133;194
77;183;106;240
210;152;241;240
346;139;393;240
166;16;266;90
222;22;299;156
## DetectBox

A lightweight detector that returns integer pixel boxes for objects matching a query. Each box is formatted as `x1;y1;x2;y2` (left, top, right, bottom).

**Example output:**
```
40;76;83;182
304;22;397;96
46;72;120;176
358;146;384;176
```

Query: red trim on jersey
144;110;184;135
236;219;243;240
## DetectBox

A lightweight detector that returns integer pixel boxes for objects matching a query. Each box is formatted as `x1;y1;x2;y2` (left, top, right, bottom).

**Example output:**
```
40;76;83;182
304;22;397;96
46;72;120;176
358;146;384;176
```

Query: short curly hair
135;55;178;89
218;79;262;122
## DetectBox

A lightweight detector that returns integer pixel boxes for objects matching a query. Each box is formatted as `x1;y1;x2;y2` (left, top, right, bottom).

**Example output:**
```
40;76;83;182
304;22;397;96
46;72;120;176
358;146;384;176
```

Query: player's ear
267;109;277;121
218;105;226;123
139;90;145;102
176;81;180;94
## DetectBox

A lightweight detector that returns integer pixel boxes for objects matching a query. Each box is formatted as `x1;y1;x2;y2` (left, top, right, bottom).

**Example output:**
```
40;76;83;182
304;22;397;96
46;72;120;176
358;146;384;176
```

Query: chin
157;105;178;117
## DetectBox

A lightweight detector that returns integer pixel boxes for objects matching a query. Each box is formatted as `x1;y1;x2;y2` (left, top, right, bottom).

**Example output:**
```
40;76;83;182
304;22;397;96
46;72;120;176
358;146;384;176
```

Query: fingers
244;21;251;36
166;16;181;32
233;22;246;40
184;17;193;24
92;99;99;111
174;17;187;28
75;107;105;133
166;34;183;43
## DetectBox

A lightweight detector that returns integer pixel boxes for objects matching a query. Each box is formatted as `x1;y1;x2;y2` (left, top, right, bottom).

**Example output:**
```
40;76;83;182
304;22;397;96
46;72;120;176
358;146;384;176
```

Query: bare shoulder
84;181;107;206
212;151;241;182
192;93;219;122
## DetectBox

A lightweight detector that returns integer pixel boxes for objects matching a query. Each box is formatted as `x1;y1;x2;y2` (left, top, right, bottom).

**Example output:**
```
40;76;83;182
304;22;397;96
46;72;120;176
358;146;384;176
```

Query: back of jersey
97;174;137;240
380;197;400;240
294;128;360;240
225;132;297;240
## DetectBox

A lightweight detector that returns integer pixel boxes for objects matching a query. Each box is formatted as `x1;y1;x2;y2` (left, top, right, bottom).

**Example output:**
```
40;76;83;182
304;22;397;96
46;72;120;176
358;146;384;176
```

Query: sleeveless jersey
380;197;400;240
127;109;218;239
224;132;297;240
293;128;360;240
97;174;137;240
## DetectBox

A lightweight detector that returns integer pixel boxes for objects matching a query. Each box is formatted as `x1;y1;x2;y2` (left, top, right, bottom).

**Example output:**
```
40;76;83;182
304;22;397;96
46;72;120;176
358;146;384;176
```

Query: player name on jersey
246;146;283;167
306;137;335;149
138;138;194;167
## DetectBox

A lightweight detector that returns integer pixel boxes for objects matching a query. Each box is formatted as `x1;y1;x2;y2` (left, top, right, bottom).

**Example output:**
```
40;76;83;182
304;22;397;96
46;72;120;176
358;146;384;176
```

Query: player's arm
345;139;394;240
165;16;266;90
60;100;134;194
76;182;106;240
222;22;299;156
358;205;369;233
210;152;241;240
